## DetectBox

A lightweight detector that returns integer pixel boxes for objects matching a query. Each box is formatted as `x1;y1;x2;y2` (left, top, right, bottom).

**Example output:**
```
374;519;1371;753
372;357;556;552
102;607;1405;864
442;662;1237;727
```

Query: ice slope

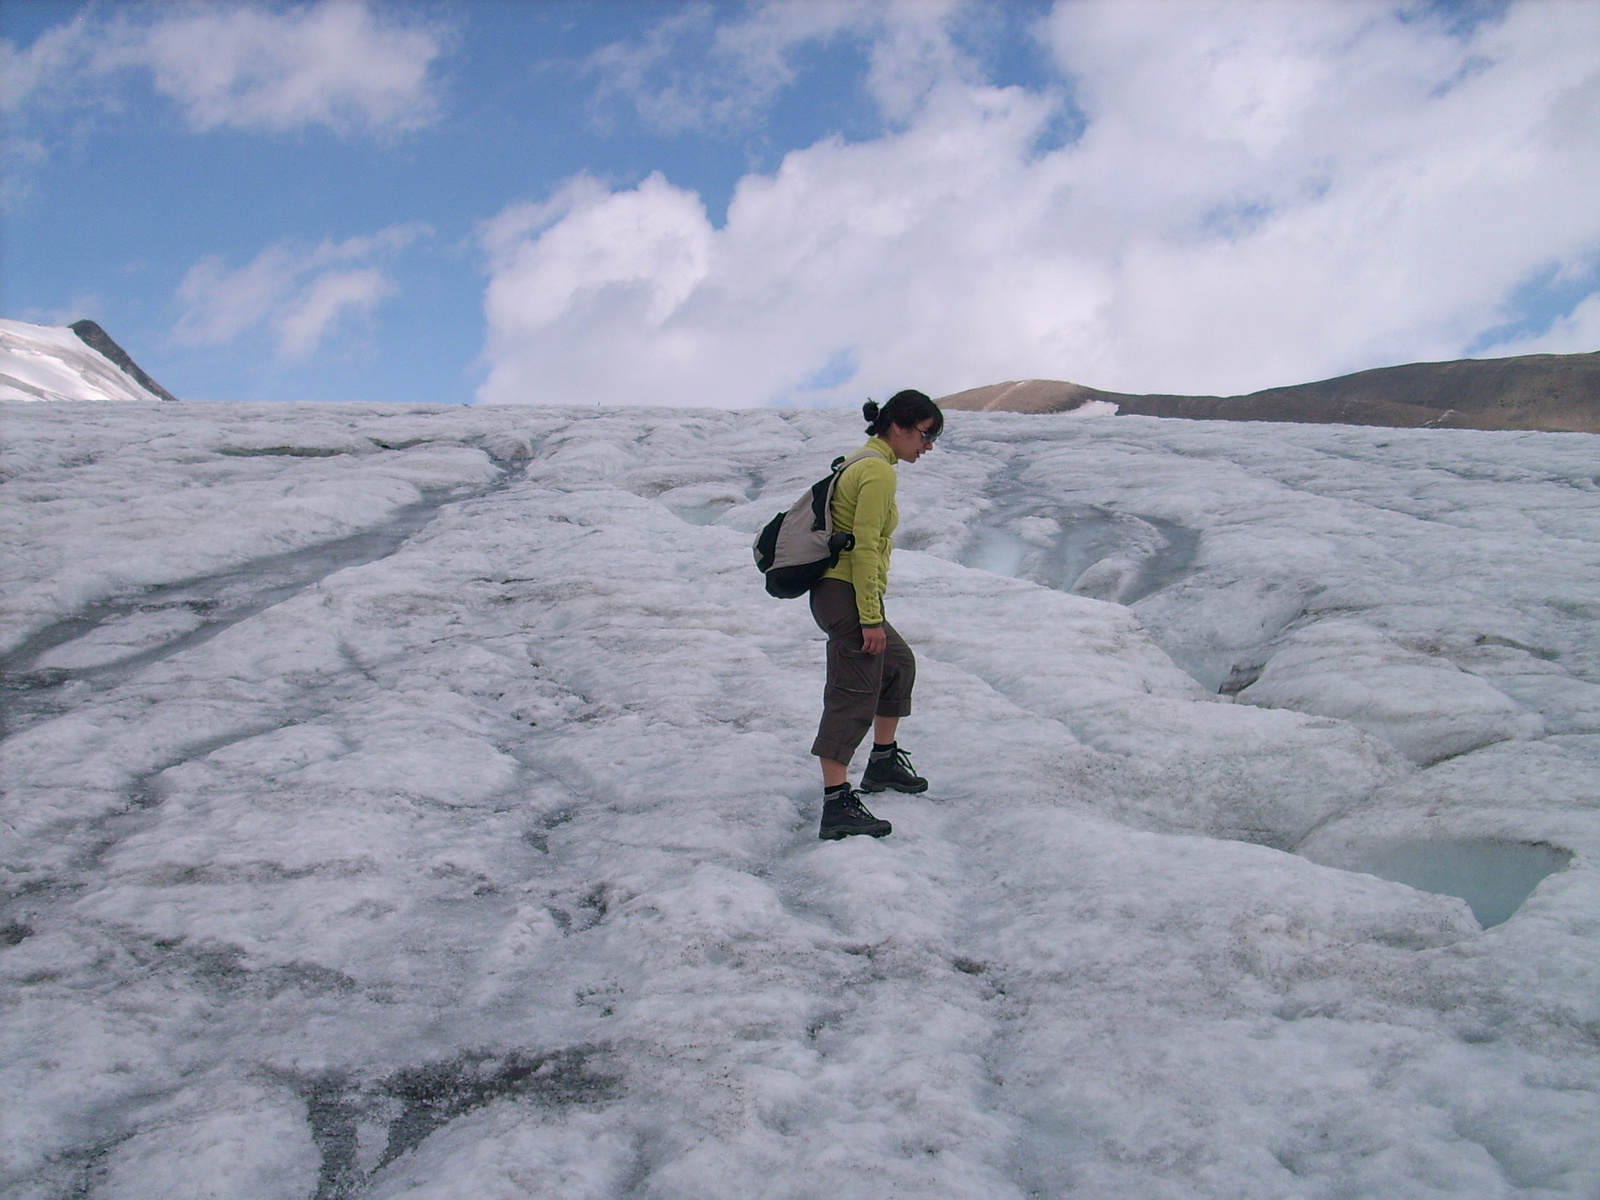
1;399;1597;1199
0;320;169;404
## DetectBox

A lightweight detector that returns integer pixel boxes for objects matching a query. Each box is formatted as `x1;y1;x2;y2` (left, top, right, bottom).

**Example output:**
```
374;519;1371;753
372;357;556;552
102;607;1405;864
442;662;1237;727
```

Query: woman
811;389;943;840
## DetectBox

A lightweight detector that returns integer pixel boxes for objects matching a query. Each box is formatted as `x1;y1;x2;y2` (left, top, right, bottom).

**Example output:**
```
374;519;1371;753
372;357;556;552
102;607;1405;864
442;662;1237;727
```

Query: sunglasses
915;426;938;446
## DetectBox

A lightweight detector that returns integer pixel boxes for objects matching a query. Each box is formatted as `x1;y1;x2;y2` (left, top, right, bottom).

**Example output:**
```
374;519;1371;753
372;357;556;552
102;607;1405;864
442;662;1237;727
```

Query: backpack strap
813;447;883;532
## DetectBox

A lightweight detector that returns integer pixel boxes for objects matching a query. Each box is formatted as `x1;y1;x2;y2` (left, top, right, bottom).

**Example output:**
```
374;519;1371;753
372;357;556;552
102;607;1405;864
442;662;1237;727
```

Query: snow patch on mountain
0;318;170;403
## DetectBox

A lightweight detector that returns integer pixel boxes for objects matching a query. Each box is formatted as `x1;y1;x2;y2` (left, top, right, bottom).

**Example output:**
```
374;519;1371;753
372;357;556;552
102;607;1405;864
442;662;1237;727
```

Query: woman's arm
850;466;894;631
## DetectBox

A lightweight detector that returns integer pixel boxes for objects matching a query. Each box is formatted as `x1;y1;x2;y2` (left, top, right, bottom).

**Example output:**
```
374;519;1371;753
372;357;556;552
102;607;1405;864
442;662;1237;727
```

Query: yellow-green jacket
821;438;898;626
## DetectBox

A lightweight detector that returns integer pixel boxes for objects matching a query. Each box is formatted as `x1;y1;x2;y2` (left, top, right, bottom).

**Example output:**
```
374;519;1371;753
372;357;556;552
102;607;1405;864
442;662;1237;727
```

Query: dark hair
863;389;943;439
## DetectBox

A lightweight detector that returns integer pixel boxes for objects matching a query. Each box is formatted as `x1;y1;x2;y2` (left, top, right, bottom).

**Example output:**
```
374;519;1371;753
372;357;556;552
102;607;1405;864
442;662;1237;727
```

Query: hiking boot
859;744;928;794
819;787;892;840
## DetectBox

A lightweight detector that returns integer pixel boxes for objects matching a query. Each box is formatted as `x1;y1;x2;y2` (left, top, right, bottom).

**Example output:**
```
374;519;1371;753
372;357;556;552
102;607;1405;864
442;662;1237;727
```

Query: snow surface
2;398;1597;1199
0;321;167;405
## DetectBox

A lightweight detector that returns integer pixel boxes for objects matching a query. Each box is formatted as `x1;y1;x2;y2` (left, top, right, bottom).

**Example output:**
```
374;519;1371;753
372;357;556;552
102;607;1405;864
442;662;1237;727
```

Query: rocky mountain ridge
940;350;1600;433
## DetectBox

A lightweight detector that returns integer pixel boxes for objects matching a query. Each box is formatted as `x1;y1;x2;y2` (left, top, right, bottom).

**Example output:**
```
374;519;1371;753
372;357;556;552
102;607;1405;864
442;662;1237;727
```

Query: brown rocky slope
938;350;1600;433
70;320;179;402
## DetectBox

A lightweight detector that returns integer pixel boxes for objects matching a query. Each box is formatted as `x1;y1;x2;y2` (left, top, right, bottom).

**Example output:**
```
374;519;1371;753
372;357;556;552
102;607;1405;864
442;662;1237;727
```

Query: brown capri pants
809;578;916;763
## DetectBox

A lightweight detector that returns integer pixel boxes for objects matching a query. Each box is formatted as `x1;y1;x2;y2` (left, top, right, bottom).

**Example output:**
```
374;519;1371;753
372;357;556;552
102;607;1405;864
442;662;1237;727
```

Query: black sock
824;782;849;796
872;741;896;753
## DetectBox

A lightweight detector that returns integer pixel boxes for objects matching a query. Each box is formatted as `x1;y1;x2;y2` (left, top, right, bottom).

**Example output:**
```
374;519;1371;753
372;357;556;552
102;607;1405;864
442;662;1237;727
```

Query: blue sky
3;0;1597;407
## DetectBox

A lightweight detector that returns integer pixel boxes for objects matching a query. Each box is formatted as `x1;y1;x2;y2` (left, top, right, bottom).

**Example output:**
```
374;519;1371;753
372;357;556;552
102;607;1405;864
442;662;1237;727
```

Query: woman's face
884;417;938;464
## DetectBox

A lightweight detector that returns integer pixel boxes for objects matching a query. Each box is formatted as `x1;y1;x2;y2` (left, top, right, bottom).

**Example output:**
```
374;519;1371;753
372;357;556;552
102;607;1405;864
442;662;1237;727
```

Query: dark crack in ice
294;1047;621;1199
1;477;519;740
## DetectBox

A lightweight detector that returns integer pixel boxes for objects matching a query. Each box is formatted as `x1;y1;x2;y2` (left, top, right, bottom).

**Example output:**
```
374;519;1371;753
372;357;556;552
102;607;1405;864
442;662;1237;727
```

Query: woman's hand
861;625;886;655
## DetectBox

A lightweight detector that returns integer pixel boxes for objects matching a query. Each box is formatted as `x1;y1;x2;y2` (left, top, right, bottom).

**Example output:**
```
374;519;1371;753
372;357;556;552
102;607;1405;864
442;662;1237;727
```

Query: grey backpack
752;449;877;598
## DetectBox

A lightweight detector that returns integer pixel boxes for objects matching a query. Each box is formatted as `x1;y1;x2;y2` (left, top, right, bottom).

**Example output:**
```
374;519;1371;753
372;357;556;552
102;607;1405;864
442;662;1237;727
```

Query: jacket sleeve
849;464;894;626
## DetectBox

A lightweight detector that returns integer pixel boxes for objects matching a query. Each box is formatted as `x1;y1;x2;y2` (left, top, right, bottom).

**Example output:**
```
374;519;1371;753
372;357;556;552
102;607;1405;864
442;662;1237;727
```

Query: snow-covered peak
0;318;170;403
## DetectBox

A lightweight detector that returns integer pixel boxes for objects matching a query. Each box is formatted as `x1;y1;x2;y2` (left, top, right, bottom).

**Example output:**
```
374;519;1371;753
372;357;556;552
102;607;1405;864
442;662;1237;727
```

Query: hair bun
862;400;880;422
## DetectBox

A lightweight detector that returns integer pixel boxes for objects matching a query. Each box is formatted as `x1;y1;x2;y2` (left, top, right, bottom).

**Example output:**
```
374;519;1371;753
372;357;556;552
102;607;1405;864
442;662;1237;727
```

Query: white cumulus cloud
480;0;1600;407
587;0;972;135
4;0;448;137
1489;292;1600;358
175;224;427;361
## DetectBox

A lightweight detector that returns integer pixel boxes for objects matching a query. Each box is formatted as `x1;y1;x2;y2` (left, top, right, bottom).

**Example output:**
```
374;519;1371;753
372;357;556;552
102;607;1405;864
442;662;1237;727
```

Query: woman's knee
884;636;914;682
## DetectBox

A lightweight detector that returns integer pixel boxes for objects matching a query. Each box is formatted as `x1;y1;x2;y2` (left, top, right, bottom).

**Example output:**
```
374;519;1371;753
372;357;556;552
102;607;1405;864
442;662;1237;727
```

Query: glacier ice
1;398;1597;1198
